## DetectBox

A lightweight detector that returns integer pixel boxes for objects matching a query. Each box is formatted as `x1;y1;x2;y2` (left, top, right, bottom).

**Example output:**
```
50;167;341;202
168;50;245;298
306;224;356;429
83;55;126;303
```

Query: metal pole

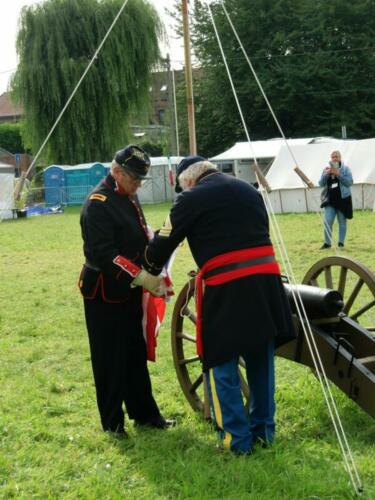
172;69;180;157
166;54;177;155
182;0;197;155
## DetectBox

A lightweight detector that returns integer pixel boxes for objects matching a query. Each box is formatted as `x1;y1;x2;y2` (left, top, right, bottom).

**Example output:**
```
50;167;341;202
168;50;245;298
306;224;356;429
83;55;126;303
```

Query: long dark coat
143;170;295;369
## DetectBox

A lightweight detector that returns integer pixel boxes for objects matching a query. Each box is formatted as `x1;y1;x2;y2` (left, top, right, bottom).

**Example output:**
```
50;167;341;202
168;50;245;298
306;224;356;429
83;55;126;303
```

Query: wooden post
294;166;314;188
182;0;197;155
252;164;272;193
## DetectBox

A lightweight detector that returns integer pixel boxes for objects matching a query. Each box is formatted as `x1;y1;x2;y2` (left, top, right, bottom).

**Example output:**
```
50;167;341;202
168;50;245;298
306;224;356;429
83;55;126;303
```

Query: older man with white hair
319;150;353;249
142;155;295;454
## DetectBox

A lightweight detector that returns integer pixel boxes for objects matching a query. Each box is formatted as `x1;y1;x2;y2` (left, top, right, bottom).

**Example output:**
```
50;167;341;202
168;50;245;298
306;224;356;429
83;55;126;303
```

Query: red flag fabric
168;168;174;187
142;291;166;362
141;274;174;361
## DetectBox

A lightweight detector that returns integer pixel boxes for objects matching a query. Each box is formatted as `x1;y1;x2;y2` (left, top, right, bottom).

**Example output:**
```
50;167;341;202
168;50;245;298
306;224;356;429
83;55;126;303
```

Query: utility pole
181;0;197;155
166;54;178;155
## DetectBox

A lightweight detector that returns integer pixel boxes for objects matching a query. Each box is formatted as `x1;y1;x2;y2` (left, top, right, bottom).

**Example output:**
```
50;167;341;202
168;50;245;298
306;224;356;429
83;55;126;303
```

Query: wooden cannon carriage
170;256;375;419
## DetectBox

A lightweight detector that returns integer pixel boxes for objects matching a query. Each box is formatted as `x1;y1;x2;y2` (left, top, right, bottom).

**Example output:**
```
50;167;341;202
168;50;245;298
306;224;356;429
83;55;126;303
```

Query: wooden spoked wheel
303;256;375;332
171;275;250;413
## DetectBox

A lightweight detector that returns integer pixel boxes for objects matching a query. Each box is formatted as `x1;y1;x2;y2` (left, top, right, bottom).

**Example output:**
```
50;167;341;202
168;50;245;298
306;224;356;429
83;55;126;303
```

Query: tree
172;0;375;156
0;123;25;154
12;0;162;164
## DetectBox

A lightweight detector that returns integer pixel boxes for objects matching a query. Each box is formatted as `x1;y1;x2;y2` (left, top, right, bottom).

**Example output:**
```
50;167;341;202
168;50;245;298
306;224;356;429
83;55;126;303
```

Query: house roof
0;92;23;119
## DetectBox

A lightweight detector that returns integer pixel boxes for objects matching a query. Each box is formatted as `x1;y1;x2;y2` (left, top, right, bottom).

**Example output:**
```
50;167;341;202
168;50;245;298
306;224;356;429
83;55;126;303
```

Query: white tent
135;156;182;203
265;139;375;213
210;137;334;184
211;138;315;161
0;163;16;220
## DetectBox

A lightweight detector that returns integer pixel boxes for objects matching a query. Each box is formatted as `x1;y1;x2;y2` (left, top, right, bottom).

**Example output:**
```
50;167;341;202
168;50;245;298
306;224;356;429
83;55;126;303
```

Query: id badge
331;182;338;188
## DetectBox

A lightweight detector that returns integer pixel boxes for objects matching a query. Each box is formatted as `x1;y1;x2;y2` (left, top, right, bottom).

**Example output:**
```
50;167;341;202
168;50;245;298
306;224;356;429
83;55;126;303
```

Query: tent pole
182;0;197;155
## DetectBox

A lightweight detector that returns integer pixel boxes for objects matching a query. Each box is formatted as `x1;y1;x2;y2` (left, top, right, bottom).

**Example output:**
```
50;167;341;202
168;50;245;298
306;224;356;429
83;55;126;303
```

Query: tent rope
219;0;358;255
206;0;363;494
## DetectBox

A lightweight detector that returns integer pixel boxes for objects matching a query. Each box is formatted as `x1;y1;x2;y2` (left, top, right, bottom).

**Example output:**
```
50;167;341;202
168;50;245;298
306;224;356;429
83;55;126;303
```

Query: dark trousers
84;293;160;432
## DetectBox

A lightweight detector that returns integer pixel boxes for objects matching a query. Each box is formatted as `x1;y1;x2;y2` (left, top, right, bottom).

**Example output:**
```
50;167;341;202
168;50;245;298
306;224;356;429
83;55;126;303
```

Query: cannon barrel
283;284;344;319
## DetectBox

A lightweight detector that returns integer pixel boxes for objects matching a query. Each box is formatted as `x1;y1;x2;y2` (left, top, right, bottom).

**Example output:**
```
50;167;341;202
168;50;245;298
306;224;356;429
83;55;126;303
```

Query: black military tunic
79;173;160;432
143;170;295;370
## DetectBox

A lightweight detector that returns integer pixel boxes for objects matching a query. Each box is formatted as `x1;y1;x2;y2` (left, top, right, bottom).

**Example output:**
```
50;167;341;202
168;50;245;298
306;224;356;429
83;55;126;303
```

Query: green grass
0;206;374;499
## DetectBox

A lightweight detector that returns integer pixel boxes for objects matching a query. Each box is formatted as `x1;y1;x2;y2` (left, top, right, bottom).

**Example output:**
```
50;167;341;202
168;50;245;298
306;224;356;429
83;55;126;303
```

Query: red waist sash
195;246;280;356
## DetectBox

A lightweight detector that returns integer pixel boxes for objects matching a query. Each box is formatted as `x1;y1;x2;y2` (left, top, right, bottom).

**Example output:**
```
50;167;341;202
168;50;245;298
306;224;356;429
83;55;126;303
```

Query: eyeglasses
122;170;143;183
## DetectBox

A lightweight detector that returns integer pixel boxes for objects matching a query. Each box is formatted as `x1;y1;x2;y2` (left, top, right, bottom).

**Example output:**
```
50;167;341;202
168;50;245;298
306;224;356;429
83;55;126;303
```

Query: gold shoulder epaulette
89;193;107;202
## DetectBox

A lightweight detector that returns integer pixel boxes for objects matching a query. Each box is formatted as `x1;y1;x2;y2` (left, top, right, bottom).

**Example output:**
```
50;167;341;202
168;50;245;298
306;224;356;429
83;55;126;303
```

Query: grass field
0;205;374;499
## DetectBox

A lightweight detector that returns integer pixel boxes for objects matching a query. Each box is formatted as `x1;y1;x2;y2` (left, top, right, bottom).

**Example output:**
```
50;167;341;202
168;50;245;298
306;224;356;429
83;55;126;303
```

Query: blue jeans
206;340;275;454
324;205;347;245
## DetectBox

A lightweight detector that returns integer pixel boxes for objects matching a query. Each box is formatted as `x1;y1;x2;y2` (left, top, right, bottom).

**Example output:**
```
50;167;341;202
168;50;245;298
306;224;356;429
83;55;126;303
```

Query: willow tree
12;0;162;164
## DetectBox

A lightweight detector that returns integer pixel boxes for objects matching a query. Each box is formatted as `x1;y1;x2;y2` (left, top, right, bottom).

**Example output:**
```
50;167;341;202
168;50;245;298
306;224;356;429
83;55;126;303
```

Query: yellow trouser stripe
209;369;232;449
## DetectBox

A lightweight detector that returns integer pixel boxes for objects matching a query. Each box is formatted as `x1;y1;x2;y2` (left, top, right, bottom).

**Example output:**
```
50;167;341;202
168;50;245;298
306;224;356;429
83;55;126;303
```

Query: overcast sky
0;0;185;94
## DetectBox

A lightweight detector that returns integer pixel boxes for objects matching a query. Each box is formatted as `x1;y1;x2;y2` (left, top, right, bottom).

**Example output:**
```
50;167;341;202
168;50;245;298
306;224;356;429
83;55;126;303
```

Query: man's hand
132;269;166;297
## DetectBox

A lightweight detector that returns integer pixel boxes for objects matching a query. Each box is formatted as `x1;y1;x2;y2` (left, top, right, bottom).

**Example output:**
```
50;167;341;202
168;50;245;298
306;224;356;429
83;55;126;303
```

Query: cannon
170;256;375;419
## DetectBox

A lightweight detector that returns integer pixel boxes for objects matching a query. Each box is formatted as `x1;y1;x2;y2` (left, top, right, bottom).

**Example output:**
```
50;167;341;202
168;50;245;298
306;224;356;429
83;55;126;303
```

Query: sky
0;0;185;95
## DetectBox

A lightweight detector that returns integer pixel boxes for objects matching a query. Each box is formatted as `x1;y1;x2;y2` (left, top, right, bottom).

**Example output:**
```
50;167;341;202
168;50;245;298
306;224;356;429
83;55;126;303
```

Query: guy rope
202;0;363;493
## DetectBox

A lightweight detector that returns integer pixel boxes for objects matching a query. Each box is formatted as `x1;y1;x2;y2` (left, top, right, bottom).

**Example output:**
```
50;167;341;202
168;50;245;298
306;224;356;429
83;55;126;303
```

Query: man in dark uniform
79;144;174;435
142;157;295;454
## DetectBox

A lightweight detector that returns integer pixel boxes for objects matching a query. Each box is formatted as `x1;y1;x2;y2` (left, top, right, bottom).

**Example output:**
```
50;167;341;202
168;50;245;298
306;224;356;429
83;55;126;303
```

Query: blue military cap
175;155;206;193
114;145;151;179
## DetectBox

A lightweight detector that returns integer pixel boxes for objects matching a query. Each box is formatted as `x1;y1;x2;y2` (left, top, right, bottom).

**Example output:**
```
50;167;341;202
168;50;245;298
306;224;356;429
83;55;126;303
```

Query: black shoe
338;242;344;247
134;415;176;429
320;243;331;249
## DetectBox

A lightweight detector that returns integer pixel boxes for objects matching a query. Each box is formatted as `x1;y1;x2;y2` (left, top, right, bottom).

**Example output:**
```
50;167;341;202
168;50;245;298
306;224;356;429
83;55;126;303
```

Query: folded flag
142;290;166;362
168;157;174;186
142;252;176;361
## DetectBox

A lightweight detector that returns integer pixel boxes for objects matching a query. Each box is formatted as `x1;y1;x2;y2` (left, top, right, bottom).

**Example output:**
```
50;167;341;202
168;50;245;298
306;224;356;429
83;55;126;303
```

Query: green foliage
138;140;164;157
11;0;162;164
174;0;375;156
0;123;24;153
0;207;374;498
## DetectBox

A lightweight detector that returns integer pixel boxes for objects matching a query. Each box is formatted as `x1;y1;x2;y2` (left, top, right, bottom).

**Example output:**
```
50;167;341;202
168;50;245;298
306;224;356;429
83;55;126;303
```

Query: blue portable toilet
103;162;111;175
44;163;108;206
89;162;107;187
43;166;66;206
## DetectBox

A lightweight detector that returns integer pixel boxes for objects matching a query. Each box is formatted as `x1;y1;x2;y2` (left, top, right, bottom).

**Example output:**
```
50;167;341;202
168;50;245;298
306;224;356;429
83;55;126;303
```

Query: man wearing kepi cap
174;155;205;193
142;158;295;454
79;144;174;436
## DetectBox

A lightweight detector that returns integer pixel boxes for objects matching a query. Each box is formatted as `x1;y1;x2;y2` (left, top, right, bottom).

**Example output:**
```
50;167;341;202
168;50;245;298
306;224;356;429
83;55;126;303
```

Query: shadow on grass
105;419;368;498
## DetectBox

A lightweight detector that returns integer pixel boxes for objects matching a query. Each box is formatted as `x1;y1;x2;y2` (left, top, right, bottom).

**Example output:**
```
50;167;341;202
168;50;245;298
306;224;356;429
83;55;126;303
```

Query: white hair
111;159;121;172
178;161;217;190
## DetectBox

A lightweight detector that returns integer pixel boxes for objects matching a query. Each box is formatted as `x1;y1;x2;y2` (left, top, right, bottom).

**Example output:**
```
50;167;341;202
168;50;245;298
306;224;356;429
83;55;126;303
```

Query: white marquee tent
265;139;375;213
210;137;334;184
0;163;16;220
